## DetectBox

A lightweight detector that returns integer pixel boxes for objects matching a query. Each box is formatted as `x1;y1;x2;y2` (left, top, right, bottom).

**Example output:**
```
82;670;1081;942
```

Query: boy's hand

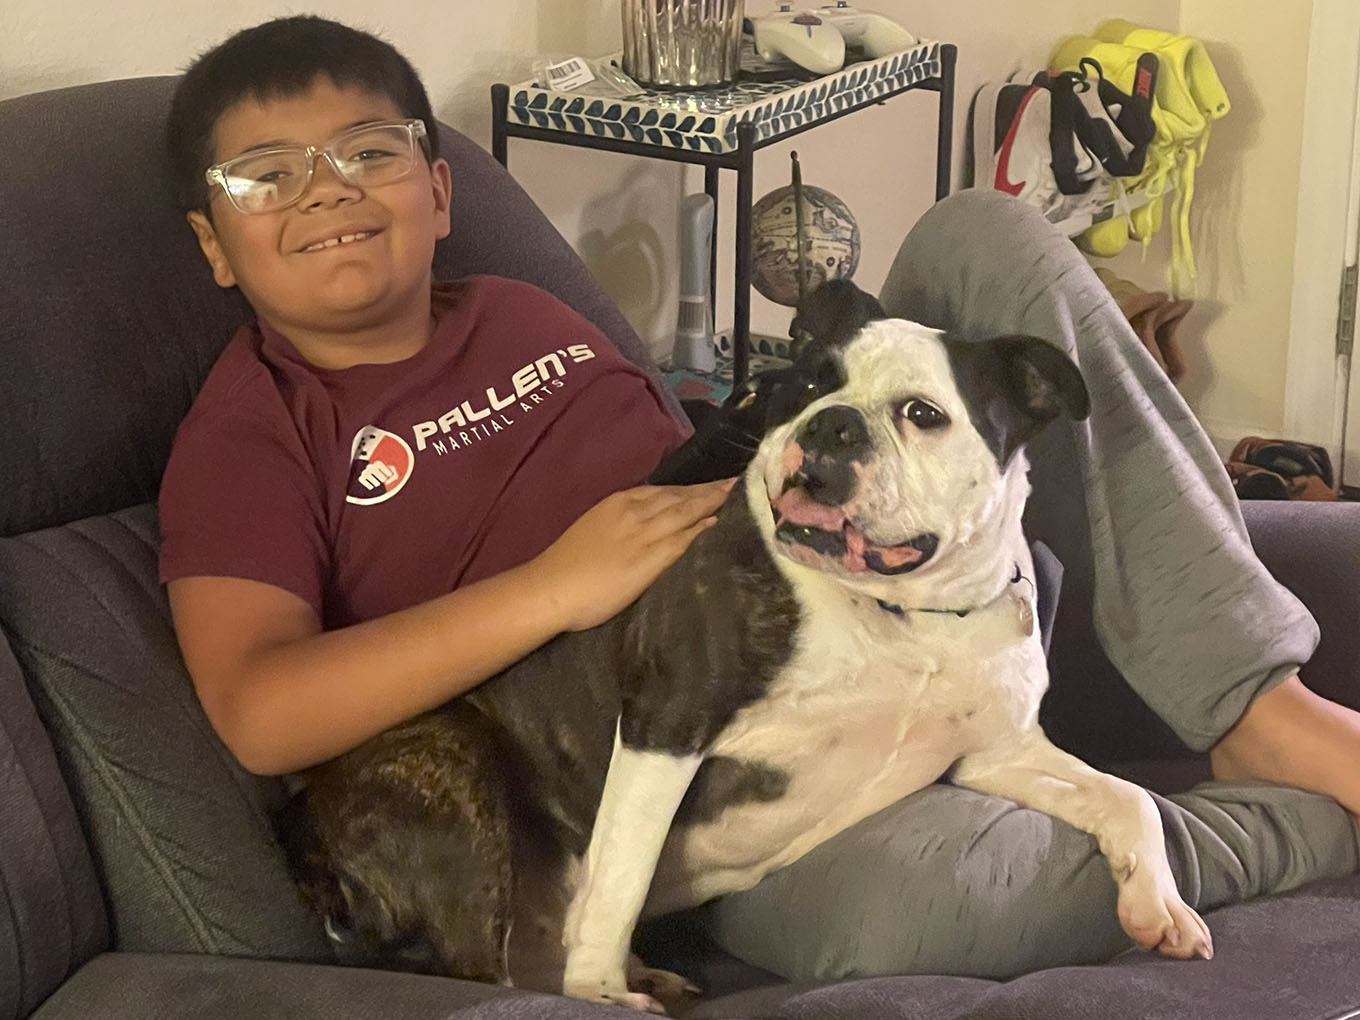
536;478;737;632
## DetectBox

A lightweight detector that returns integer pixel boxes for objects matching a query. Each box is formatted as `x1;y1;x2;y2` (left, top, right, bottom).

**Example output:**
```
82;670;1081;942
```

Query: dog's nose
793;406;870;506
798;406;871;461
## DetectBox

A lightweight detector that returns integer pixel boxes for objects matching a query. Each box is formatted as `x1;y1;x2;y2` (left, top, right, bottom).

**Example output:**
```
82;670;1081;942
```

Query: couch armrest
1240;500;1360;711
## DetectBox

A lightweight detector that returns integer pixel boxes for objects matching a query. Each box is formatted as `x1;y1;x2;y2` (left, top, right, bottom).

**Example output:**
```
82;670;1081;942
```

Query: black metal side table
491;41;956;385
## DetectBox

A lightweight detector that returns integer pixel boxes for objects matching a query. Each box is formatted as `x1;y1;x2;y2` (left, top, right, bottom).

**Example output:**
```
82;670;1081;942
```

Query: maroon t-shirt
158;276;687;627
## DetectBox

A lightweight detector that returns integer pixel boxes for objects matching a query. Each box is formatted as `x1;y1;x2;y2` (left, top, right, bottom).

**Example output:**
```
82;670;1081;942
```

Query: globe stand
749;156;861;319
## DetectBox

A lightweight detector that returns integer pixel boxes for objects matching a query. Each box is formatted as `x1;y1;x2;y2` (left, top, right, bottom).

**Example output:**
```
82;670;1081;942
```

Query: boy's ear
186;210;238;289
430;158;452;241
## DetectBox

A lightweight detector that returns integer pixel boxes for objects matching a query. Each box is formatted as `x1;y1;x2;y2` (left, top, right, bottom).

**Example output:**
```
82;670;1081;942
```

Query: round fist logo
346;426;414;505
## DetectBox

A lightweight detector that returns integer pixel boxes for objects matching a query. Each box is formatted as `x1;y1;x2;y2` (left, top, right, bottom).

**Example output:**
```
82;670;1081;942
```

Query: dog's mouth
771;484;938;575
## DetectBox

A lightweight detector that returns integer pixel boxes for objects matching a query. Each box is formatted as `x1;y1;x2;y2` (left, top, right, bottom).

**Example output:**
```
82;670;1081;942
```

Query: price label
543;57;596;91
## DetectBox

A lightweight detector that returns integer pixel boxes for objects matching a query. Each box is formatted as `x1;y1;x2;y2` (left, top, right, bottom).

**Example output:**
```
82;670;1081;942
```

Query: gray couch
2;76;1358;1020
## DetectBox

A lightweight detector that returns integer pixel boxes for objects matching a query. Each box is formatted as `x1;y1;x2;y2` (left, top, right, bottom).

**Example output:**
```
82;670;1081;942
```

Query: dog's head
751;285;1089;605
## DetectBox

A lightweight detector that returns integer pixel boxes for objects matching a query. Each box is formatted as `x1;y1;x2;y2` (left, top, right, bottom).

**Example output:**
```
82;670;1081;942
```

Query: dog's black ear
944;335;1090;467
789;279;886;358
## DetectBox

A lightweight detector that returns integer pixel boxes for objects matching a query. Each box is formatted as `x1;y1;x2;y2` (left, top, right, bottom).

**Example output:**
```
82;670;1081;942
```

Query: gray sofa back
0;75;679;989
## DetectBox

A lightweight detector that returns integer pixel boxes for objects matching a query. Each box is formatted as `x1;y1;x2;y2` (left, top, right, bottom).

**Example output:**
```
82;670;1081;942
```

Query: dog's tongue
773;486;846;531
774;485;932;574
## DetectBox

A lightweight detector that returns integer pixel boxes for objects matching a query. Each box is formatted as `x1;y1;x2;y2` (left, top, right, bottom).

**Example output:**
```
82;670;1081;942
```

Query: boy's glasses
205;119;429;214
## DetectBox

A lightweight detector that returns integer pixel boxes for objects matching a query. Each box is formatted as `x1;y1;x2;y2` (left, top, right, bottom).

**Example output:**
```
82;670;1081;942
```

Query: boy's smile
187;76;452;369
298;231;378;254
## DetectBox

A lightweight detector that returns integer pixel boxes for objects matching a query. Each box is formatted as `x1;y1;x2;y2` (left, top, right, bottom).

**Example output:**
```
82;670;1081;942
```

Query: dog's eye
901;399;949;430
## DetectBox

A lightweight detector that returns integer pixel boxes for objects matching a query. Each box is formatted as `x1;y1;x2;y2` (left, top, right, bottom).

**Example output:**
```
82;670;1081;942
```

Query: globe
749;183;861;307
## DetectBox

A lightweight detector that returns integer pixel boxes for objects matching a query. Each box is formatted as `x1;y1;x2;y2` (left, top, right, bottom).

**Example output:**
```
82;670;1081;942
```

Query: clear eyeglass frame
204;118;430;215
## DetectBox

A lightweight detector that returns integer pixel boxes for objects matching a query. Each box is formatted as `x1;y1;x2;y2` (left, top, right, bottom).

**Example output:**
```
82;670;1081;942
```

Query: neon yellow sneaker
1090;21;1230;291
1095;19;1230;125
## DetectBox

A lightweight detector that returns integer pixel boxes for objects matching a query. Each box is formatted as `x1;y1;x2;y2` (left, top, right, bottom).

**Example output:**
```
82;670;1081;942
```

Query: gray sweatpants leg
702;782;1357;981
879;189;1313;749
701;191;1358;981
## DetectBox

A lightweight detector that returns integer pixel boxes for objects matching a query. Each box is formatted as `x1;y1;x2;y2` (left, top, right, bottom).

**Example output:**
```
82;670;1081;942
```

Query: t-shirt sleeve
158;406;329;615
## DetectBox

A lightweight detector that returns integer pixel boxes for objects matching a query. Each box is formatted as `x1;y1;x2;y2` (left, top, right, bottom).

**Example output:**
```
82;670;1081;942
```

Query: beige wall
1098;0;1315;449
1;0;1323;450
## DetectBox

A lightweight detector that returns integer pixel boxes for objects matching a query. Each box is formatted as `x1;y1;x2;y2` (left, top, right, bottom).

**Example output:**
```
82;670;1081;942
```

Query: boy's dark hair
167;16;440;213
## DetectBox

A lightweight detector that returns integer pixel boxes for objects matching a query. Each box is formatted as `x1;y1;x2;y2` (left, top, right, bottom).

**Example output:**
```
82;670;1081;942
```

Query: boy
161;15;1358;983
159;15;729;778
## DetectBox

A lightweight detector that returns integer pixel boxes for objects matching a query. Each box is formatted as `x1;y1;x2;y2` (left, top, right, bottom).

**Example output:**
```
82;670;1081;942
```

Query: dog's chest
721;589;1038;754
648;591;1043;912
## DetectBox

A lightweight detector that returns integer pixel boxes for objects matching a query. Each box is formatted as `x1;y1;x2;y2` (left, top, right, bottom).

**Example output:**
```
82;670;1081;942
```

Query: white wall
2;0;1326;452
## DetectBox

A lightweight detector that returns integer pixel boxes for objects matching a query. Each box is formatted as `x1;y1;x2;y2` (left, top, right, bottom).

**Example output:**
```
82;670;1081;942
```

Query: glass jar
621;0;746;88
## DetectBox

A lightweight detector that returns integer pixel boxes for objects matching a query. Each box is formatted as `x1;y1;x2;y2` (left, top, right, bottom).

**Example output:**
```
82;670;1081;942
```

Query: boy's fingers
659;483;732;529
634;476;736;503
656;477;738;513
689;477;737;508
658;515;720;563
609;478;736;541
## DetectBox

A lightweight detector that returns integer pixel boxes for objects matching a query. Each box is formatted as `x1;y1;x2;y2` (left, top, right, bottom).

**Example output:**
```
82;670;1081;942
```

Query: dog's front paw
602;990;669;1014
563;980;667;1014
565;954;669;1013
1116;854;1213;960
627;956;702;1014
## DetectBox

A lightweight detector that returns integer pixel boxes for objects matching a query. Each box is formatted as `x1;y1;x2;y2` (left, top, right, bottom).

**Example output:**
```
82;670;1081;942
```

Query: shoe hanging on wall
1051;24;1229;294
971;72;1130;238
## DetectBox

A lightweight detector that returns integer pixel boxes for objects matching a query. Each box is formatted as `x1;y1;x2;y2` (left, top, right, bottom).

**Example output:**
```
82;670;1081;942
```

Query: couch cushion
28;952;606;1020
950;875;1360;1020
0;632;107;1020
681;875;1360;1020
35;872;1360;1020
0;505;330;961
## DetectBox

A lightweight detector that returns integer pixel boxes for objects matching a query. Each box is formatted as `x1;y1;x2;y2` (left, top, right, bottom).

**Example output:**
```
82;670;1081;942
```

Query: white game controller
748;3;917;75
814;1;918;58
749;5;846;75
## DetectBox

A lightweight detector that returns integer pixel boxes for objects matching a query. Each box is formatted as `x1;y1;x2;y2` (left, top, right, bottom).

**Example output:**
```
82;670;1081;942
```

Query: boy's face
187;76;452;345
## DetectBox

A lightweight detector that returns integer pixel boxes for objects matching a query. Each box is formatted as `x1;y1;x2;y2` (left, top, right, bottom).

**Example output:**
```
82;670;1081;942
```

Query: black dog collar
876;564;1029;619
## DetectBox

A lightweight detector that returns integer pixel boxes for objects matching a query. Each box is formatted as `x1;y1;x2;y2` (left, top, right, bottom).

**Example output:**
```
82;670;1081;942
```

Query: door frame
1283;0;1360;488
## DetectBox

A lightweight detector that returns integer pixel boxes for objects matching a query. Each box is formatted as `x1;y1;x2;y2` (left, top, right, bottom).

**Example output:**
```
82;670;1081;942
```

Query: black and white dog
282;282;1211;1012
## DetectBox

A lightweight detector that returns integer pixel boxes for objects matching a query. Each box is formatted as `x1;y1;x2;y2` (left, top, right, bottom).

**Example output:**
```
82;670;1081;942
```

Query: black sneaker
1047;54;1159;193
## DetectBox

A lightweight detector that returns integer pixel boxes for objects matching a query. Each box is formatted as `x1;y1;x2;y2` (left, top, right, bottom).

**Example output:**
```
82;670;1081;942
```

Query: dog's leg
562;722;701;1013
952;731;1213;960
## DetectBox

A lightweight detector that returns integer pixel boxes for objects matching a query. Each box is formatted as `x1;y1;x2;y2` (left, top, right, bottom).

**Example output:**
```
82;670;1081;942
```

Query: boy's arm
171;480;732;776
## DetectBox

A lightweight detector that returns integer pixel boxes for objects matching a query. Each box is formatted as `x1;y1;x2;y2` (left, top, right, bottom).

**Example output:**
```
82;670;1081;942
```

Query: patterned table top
505;40;946;155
